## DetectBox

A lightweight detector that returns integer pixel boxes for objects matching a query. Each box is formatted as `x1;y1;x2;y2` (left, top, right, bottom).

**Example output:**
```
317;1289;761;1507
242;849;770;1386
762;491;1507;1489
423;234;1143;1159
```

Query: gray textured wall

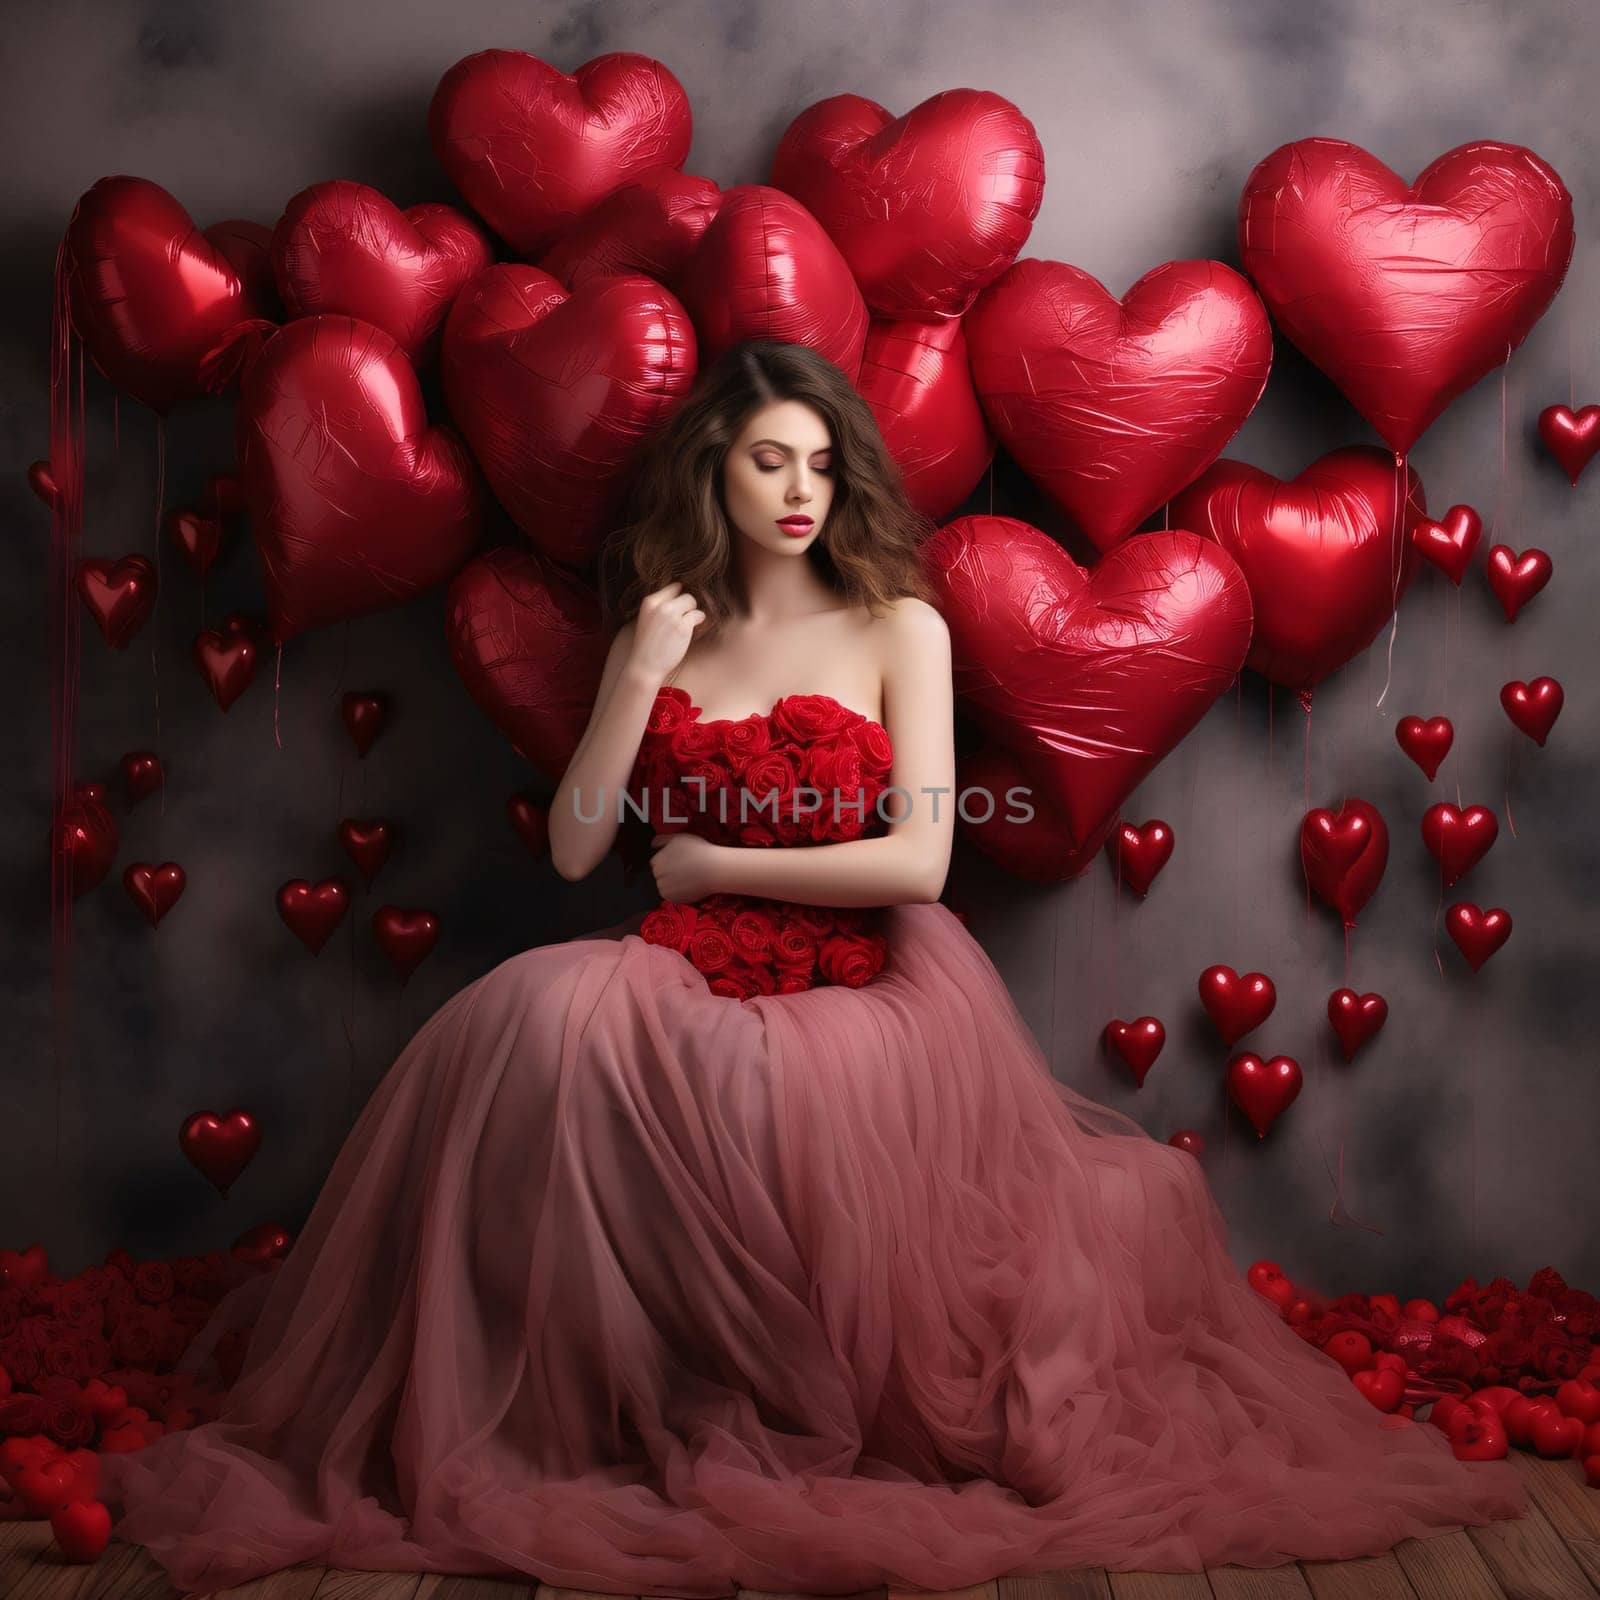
4;0;1596;1299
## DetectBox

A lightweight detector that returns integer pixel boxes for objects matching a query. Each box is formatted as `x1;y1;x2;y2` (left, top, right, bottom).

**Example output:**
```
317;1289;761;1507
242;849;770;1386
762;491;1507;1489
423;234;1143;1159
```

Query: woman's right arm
548;582;704;881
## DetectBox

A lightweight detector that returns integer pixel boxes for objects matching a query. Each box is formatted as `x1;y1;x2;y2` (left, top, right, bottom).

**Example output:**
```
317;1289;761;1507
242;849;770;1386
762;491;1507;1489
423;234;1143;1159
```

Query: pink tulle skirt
99;901;1528;1596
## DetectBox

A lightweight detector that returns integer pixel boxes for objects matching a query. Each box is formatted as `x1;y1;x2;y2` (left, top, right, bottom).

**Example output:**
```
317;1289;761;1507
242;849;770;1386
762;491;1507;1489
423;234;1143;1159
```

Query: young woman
101;341;1528;1597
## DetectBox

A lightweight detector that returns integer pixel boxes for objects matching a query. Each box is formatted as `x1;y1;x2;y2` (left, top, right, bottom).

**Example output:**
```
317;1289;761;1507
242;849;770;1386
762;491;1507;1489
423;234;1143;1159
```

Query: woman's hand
629;581;706;685
649;831;726;902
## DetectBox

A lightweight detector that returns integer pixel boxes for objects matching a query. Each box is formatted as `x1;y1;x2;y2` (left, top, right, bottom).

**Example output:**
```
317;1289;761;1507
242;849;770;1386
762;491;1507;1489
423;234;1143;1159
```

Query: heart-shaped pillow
1170;446;1426;691
429;50;692;254
1239;138;1574;454
441;266;699;570
922;515;1253;846
966;257;1272;552
769;88;1044;319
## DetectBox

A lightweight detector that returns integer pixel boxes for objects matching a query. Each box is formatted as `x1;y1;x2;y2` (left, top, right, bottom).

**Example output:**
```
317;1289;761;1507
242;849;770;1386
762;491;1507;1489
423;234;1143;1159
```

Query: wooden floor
2;1450;1596;1600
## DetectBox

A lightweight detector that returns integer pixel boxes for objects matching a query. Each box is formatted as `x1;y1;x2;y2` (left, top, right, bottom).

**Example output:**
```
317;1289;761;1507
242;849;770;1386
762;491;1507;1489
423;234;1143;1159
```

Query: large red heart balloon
952;744;1111;882
238;316;484;643
1238;139;1574;455
1500;678;1564;746
179;1107;260;1194
1328;988;1389;1062
1486;545;1553;623
966;257;1272;552
922;515;1253;846
1396;715;1453;781
272;180;493;365
276;877;349;955
373;906;440;983
538;166;723;290
1421;803;1498;888
1227;1052;1303;1139
857;318;993;522
1537;404;1600;485
1300;797;1388;927
667;185;870;379
1446;903;1512;971
440;266;698;570
1170;446;1426;691
429;51;692;255
75;555;157;650
446;546;609;783
769;88;1044;320
64;176;276;413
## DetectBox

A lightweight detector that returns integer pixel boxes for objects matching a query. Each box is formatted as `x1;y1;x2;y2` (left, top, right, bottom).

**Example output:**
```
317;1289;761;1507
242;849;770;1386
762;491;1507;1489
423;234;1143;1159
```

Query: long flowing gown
99;686;1529;1597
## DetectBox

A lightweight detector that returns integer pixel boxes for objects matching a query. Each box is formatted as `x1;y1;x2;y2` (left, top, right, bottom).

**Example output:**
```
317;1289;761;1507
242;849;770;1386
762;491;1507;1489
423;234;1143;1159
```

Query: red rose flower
728;908;777;962
671;719;724;761
739;750;799;822
687;925;736;975
848;719;894;775
777;971;814;994
133;1261;176;1305
720;715;773;773
645;688;696;737
802;735;865;800
819;931;886;988
770;695;854;741
641;901;699;952
773;921;819;970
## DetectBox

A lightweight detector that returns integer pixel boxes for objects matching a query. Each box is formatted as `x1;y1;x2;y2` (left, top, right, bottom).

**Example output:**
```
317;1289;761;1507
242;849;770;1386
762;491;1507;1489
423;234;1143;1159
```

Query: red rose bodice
627;685;895;999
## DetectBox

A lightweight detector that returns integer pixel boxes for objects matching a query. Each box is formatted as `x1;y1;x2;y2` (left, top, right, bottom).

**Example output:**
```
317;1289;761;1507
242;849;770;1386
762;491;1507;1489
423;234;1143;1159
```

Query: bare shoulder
874;595;949;649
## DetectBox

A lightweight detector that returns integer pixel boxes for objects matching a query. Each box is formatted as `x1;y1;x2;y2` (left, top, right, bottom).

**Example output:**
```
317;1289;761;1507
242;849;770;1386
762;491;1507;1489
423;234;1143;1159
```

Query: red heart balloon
1446;903;1512;971
1106;820;1175;897
1198;964;1276;1046
1300;797;1388;927
1500;678;1564;746
922;516;1252;846
1395;715;1453;781
64;176;275;413
120;751;164;806
1354;1369;1406;1413
966;257;1272;552
951;745;1111;883
191;629;258;713
670;185;869;380
440;266;698;569
1328;988;1389;1062
164;506;225;576
28;459;59;508
1171;447;1426;691
75;555;157;650
232;1220;294;1263
1421;803;1498;888
0;1243;50;1291
507;795;551;858
538;166;723;290
51;786;118;898
1238;138;1574;454
429;50;692;256
1486;545;1553;623
1104;1017;1166;1086
272;181;493;365
1168;1130;1206;1157
338;819;396;884
857;318;993;522
50;1497;112;1561
1411;504;1482;585
238;316;483;643
276;877;349;955
179;1107;260;1194
340;692;390;757
769;88;1044;319
1227;1052;1303;1139
373;906;440;983
1538;403;1600;485
123;862;186;928
446;546;608;783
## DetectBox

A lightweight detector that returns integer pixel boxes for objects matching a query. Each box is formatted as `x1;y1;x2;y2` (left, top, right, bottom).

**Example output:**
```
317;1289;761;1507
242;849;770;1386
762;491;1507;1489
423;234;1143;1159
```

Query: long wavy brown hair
597;340;935;641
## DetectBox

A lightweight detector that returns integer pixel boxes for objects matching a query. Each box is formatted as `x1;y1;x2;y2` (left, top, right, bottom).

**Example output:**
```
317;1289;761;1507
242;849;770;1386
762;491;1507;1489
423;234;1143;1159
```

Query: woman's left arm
653;599;956;908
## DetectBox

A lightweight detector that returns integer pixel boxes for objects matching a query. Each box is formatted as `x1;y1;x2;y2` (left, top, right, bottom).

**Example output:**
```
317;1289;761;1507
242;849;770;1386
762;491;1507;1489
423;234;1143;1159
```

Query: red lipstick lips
776;515;813;537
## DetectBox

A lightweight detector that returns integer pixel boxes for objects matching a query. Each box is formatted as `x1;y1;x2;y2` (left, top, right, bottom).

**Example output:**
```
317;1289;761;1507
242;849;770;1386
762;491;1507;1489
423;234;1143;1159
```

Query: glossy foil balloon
1170;447;1427;691
538;166;723;290
1238;139;1574;455
445;546;609;783
441;266;699;571
769;89;1044;320
271;180;493;365
857;318;993;522
238;316;484;644
428;51;693;255
670;185;869;380
64;175;275;413
966;258;1273;552
953;744;1112;883
922;516;1253;847
1300;797;1389;927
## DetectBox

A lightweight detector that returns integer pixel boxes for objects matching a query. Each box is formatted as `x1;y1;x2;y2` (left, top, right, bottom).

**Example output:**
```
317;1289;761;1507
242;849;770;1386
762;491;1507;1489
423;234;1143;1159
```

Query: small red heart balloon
1538;403;1600;484
337;818;396;883
164;506;226;575
1104;1017;1166;1086
52;786;118;898
340;692;390;757
231;1220;293;1263
50;1497;112;1562
1168;1130;1206;1157
1485;545;1553;623
1445;903;1512;971
1411;504;1482;585
276;877;349;954
1327;988;1389;1061
0;1243;50;1290
1300;797;1389;927
120;751;164;805
28;459;59;507
1198;964;1276;1046
123;862;186;928
373;906;440;983
1107;820;1175;896
507;795;551;857
75;555;157;649
179;1107;260;1194
1421;803;1498;888
1395;715;1453;780
1226;1052;1303;1139
1500;678;1564;746
192;629;258;712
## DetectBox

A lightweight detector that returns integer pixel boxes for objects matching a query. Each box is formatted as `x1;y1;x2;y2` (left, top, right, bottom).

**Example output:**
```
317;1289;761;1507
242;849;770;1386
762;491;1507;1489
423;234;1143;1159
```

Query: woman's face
721;399;836;559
